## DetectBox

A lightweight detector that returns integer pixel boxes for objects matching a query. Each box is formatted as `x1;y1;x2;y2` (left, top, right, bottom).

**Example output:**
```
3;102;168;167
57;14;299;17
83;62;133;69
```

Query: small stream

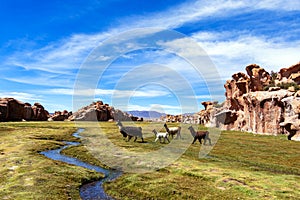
40;128;122;200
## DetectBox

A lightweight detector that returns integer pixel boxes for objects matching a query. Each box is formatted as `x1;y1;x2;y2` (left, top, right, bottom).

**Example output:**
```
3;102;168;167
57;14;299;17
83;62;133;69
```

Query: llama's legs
192;137;197;144
177;132;181;139
134;136;137;142
155;137;159;142
166;137;170;143
198;137;202;144
207;136;212;145
141;137;144;142
127;136;132;142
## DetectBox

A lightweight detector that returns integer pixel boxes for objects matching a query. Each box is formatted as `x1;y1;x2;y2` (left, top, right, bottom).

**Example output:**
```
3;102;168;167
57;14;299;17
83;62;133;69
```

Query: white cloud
5;0;299;76
256;0;300;11
5;32;112;74
120;0;300;30
193;33;300;76
5;75;75;88
44;88;170;98
0;92;42;102
3;0;299;86
2;0;300;114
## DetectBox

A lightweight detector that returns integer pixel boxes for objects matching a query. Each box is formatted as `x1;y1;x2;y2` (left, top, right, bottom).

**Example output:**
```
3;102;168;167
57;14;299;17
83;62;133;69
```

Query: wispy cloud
44;88;170;98
2;0;300;114
193;32;300;76
4;0;299;78
120;0;300;30
0;92;43;102
5;33;111;74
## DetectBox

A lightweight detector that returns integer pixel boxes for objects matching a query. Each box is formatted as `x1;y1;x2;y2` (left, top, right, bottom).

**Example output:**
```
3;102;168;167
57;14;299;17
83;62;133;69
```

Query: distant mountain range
126;110;197;119
126;110;166;119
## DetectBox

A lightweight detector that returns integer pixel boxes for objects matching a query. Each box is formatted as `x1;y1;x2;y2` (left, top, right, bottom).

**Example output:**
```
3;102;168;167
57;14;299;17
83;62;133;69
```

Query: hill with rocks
69;101;139;121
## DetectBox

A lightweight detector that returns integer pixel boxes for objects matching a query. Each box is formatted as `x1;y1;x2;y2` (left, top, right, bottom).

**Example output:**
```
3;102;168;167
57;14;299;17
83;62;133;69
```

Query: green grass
0;121;300;199
0;122;103;200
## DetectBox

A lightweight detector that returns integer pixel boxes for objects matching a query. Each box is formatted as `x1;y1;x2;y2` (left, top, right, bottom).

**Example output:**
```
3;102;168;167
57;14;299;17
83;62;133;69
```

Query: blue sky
1;0;300;114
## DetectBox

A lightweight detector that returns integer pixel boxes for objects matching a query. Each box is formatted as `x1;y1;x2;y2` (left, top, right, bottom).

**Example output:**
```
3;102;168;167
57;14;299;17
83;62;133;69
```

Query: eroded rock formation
202;63;300;141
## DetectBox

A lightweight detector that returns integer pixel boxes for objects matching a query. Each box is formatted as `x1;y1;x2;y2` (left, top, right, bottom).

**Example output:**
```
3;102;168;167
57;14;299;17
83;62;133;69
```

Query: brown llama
163;123;181;139
187;126;211;145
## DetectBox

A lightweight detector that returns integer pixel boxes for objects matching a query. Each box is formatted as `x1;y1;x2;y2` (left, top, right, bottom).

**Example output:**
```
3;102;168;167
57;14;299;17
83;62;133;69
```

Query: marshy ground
0;121;299;199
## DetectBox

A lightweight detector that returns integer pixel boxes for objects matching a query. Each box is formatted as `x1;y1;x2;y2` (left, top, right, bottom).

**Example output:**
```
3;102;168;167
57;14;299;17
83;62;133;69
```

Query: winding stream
40;128;122;200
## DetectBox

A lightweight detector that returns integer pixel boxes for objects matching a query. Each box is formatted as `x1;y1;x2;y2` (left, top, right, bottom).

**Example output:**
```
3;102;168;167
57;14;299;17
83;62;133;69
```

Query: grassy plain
0;121;299;199
0;122;102;200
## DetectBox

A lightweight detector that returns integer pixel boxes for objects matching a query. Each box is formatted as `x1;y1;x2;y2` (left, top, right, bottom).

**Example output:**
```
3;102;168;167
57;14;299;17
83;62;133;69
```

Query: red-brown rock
23;103;33;121
278;63;300;80
31;103;49;121
246;64;271;91
0;98;25;121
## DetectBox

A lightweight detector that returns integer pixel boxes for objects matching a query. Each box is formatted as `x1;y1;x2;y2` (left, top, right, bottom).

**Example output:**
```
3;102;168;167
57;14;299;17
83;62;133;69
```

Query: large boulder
280;116;300;141
0;98;25;121
23;103;33;121
0;98;50;121
31;103;49;121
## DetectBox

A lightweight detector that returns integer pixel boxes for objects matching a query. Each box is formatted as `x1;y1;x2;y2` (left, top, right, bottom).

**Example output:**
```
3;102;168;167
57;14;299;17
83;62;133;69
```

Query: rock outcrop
198;101;219;126
31;103;49;121
201;63;300;141
278;63;300;84
49;110;72;121
0;98;50;121
69;101;134;121
0;98;25;121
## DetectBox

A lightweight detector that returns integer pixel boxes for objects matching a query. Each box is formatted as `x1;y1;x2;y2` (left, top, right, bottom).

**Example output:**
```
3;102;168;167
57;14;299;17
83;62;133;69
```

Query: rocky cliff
201;63;300;141
0;98;50;121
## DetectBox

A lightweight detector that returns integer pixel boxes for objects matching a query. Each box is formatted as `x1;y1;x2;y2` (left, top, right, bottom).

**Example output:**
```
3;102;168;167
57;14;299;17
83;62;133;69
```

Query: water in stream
40;128;122;200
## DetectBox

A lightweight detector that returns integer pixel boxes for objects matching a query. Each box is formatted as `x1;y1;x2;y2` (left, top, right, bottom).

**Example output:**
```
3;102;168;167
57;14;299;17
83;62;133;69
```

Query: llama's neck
117;123;123;130
189;127;196;135
164;125;169;132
